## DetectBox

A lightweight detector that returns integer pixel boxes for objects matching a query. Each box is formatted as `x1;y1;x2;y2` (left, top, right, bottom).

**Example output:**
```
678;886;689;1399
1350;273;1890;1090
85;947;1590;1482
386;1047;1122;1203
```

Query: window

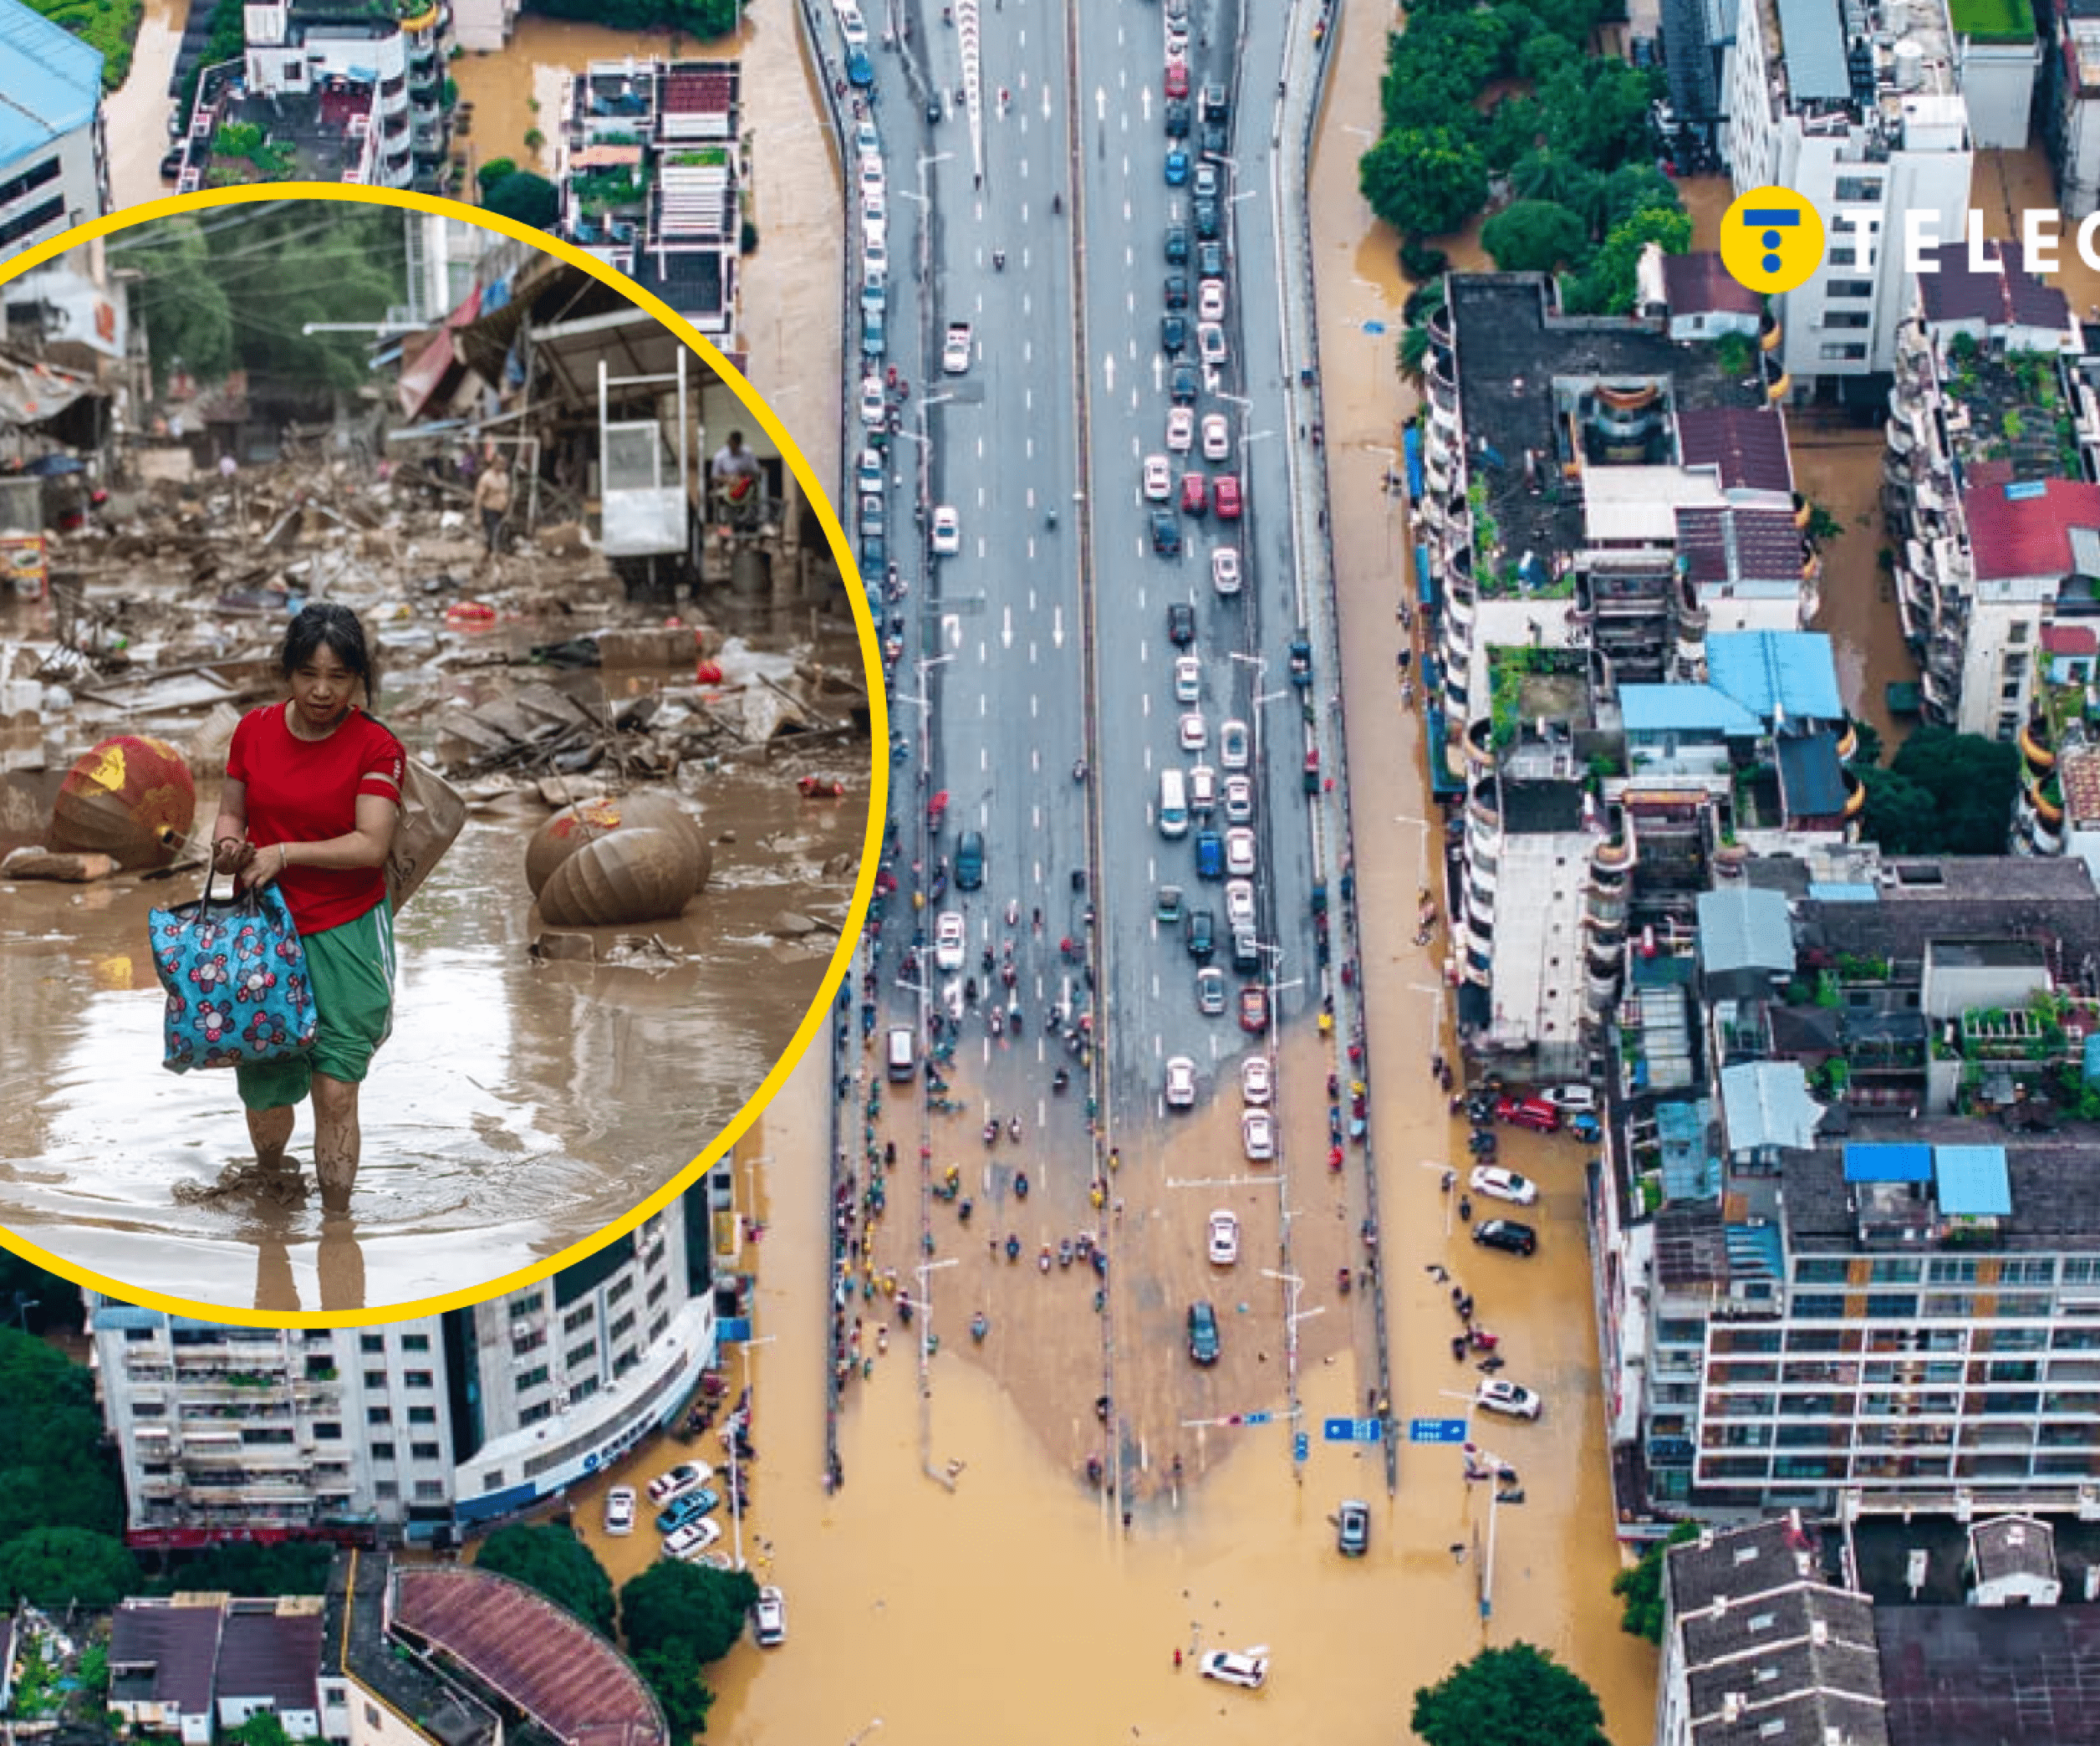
2008;621;2031;645
521;1401;553;1426
401;1333;431;1351
314;1422;342;1440
360;1335;385;1353
414;1479;446;1501
404;1370;434;1388
1818;342;1869;362
610;1310;637;1341
649;1313;669;1341
614;1345;640;1377
573;1375;601;1402
567;1341;599;1371
411;1441;441;1460
517;1365;550;1391
408;1405;436;1425
2003;679;2024;701
363;1371;387;1388
646;1278;669;1308
1827;278;1873;299
1822;310;1871;329
0;197;67;250
609;1277;635;1304
375;1480;399;1498
512;1292;545;1315
1834;176;1884;202
364;1706;381;1728
372;1442;396;1461
0;156;61;209
512;1329;546;1357
563;1304;594;1334
366;1406;391;1425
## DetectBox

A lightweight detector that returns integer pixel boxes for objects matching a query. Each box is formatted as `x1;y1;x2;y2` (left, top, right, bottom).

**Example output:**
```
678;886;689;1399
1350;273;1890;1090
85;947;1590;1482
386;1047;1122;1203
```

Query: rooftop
110;1599;224;1713
0;0;104;170
1965;478;2100;583
1661;253;1762;320
217;1600;324;1706
1483;826;1595;1053
1707;630;1845;723
1676;406;1793;496
1919;240;2070;333
1875;1606;2100;1746
181;68;380;191
1698;885;1797;978
1969;1514;2057;1586
340;1551;500;1746
1853;1514;2100;1606
1667;1514;1832;1616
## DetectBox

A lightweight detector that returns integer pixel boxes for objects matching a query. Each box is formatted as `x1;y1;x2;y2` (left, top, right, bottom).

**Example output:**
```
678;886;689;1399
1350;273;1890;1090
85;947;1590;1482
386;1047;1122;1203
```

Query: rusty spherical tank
48;735;197;869
524;793;710;898
536;826;701;927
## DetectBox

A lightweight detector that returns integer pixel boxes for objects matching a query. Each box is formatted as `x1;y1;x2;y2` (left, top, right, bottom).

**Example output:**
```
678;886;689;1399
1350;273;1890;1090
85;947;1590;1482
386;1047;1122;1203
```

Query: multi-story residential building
449;0;518;53
2041;0;2100;216
1883;238;2090;738
92;1180;727;1546
1722;0;1975;401
0;0;109;264
553;59;744;334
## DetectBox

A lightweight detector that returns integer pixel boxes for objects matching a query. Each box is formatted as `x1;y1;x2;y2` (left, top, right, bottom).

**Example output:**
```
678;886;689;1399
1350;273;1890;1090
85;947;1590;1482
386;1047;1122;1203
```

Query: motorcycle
1469;1132;1498;1156
989;1008;1004;1037
964;976;979;1006
1006;898;1019;927
1073;758;1087;782
971;1311;990;1342
1058;1238;1073;1268
1008;1003;1023;1034
1458;1195;1474;1223
1337;1266;1352;1295
1008;1116;1022;1144
984;1119;1001;1147
1053;1067;1070;1094
994;249;1006;271
1006;1233;1021;1262
1038;1244;1053;1273
1015;1171;1031;1199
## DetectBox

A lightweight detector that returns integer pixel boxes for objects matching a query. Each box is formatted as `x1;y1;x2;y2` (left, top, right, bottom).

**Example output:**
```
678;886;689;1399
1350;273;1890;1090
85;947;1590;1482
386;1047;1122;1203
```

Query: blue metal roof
1808;881;1880;903
1776;731;1848;816
1843;1141;1934;1182
1935;1145;2012;1217
1720;1061;1824;1153
1622;682;1766;736
1774;0;1851;102
0;0;104;171
1697;886;1797;977
1706;630;1845;725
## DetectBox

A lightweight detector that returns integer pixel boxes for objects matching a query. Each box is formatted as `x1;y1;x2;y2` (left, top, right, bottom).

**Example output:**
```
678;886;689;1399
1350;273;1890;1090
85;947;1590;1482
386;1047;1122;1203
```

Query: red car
1496;1094;1561;1134
1214;474;1242;519
1238;985;1268;1034
1180;472;1208;515
1165;59;1190;99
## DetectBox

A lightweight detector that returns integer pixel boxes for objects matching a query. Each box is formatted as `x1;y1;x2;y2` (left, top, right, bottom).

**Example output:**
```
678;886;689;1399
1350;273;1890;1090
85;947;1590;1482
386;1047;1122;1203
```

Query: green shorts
236;901;396;1111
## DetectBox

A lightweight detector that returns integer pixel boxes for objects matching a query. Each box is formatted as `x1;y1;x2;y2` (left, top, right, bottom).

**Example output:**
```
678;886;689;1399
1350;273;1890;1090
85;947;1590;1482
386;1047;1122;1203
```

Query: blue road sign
1323;1417;1355;1442
1356;1418;1386;1443
1294;1432;1309;1463
1243;1411;1273;1427
1409;1417;1469;1445
1362;319;1388;336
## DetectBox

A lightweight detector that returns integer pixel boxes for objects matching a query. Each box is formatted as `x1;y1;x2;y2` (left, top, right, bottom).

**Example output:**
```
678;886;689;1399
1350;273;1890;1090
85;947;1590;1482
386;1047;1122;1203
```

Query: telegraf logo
1900;208;2100;273
1719;185;2100;289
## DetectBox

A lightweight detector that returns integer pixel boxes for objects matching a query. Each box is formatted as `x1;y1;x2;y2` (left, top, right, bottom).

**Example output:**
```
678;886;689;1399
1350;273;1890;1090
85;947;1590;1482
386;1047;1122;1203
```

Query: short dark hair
279;602;377;705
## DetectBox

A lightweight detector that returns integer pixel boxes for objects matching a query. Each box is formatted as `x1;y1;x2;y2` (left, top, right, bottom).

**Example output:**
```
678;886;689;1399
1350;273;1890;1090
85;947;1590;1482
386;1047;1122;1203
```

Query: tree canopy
151;1539;336;1598
1611;1521;1702;1641
476;1524;615;1636
1361;127;1490;239
619;1563;760;1744
0;1330;125;1544
526;0;742;33
482;171;560;232
1852;726;2022;855
0;1527;140;1609
1482;200;1591;273
1412;1642;1613;1746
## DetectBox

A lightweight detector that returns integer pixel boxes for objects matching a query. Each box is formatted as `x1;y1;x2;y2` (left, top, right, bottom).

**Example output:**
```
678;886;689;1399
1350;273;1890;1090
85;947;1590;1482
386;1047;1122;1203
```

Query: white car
1541;1084;1598;1115
1198;278;1226;323
838;1;869;44
1225;877;1256;930
1240;1054;1272;1105
1225;826;1256;877
934;910;966;971
1197;321;1226;365
1470;1164;1539;1207
1167;406;1195;452
1223;773;1253;824
859;155;884;197
1207;1208;1240;1266
862;181;887;223
1211;545;1241;595
1200;411;1230;460
1165;1055;1197;1109
859;375;886;429
856;447;884;497
930;506;961;555
1144;454;1173;501
1195;965;1227;1015
1199;1650;1268;1690
752;1585;787;1646
864;229;888;273
1178;711;1207;753
1174;654;1202;703
1241;1106;1274;1161
854;120;879;162
603;1486;637;1536
663;1518;726;1561
1476;1378;1543;1421
1220;719;1251;768
646;1462;714;1504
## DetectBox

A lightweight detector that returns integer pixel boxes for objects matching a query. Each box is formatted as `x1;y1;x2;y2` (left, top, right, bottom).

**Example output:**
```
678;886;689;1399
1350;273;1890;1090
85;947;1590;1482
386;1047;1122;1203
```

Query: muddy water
103;0;183;213
0;685;865;1315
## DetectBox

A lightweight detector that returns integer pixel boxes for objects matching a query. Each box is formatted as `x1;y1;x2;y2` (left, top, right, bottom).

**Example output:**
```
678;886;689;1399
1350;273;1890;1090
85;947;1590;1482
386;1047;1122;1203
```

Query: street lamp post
727;1334;776;1572
1261;1267;1323;1477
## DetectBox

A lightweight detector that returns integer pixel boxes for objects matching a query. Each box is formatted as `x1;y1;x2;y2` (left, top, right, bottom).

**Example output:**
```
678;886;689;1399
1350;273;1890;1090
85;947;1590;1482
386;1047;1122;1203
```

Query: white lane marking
1103;354;1116;395
1053;607;1065;648
1002;606;1013;649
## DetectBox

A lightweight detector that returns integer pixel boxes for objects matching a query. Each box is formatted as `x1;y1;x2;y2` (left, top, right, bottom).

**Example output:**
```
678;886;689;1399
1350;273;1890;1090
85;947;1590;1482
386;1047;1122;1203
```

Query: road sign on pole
1409;1417;1469;1444
1323;1417;1355;1442
1294;1432;1309;1463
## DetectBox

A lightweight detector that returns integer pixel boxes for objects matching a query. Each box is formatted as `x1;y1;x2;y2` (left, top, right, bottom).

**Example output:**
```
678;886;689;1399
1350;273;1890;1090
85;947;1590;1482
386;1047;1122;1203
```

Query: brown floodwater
103;0;184;213
0;657;869;1316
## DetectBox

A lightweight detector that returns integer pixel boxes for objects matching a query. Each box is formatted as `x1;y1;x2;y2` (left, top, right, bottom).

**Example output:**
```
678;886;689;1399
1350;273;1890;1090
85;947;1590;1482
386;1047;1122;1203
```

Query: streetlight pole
728;1334;776;1572
1262;1267;1323;1478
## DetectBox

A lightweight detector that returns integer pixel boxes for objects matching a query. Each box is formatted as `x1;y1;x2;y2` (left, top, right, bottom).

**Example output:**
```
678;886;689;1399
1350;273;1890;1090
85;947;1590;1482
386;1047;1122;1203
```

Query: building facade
0;0;109;266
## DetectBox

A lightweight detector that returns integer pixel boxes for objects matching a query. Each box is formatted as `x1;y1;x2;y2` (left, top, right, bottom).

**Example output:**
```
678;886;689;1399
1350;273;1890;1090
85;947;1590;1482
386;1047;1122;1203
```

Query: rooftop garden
1468;476;1577;600
667;146;731;169
577;164;650;213
1947;0;2036;41
1486;644;1586;748
26;0;145;89
1943;336;2081;482
205;120;299;184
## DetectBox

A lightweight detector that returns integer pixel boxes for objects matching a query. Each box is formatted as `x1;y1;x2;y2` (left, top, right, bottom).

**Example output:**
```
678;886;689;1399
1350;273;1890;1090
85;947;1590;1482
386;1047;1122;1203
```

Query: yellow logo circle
1719;186;1827;295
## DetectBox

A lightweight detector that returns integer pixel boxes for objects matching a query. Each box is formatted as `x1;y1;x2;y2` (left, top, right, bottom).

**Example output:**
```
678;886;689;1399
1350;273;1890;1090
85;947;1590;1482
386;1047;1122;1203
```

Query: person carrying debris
210;602;403;1214
711;428;764;528
473;452;513;559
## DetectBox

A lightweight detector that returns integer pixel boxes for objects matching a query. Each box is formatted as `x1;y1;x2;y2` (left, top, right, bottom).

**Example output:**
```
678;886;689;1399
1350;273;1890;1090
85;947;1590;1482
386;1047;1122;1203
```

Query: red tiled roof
1964;478;2100;582
393;1567;665;1746
1919;238;2072;334
1677;406;1793;495
1674;505;1805;583
663;70;733;114
1661;252;1760;318
2043;623;2097;656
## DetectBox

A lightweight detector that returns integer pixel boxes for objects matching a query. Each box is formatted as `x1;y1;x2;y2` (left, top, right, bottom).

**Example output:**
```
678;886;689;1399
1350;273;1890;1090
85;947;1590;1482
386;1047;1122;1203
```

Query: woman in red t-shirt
211;603;403;1213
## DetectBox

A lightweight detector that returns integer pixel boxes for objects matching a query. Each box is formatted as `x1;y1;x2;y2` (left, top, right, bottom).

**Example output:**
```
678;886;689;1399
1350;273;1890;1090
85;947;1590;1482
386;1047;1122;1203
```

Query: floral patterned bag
147;875;318;1073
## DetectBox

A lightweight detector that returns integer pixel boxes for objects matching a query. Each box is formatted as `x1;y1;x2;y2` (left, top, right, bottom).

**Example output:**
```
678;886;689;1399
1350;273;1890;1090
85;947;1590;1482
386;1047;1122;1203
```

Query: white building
0;0;108;266
1724;0;1974;400
448;0;519;54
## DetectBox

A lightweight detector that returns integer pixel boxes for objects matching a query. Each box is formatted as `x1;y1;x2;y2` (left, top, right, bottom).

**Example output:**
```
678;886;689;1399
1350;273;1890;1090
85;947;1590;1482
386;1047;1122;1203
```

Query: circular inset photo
0;190;881;1321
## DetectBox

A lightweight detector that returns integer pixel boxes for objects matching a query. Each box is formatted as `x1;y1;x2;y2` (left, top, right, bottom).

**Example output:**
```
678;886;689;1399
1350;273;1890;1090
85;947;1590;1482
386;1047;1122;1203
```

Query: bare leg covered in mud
311;1073;361;1213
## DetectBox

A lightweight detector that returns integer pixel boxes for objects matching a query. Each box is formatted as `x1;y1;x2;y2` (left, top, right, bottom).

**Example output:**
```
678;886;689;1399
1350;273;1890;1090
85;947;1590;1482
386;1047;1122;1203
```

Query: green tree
1567;203;1692;314
0;1330;125;1544
1857;765;1942;853
1412;1642;1613;1746
0;1528;140;1609
1598;161;1680;230
1516;28;1577;78
227;1714;297;1746
1538;55;1658;168
1481;199;1590;273
482;171;560;231
525;0;740;32
620;1560;761;1666
152;1539;335;1597
1887;726;2023;854
1611;1520;1701;1642
1847;716;1885;767
477;156;518;197
633;1640;716;1740
1360;127;1489;238
0;1253;80;1334
477;1524;615;1635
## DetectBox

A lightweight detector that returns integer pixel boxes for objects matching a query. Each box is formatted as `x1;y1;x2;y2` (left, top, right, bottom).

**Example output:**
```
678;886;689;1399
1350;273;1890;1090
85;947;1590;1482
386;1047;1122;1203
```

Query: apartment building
0;0;109;265
1723;0;1975;400
554;60;744;334
93;1182;725;1546
1882;238;2090;739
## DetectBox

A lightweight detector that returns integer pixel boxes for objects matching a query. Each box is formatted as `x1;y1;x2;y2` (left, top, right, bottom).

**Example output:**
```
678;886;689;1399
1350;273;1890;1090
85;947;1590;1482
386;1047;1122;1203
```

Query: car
1165;149;1190;186
1541;1084;1598;1115
1200;120;1228;157
1241;1054;1272;1105
864;228;889;272
663;1518;726;1561
752;1585;787;1646
1193;197;1221;239
1156;882;1185;922
1152;509;1183;556
1220;719;1251;769
935;910;966;971
1196;238;1225;278
1185;906;1216;958
942;322;972;373
1165;0;1187;18
1179;472;1208;516
1165;273;1190;310
1215;474;1243;519
855;119;880;160
839;2;868;44
1170;361;1200;403
1242;1106;1275;1161
930;506;961;555
1231;926;1259;970
859;494;885;539
1195;965;1226;1014
846;45;874;86
1473;1218;1539;1257
1188;763;1216;814
1193;160;1221;200
1178;711;1207;753
862;271;886;314
856;447;884;498
1496;1094;1562;1134
1187;1299;1221;1363
1167;406;1195;452
1161;313;1188;353
859;155;884;195
1199;1650;1268;1690
655;1488;721;1534
1225;878;1256;930
1337;1498;1370;1556
647;1462;714;1505
1224;773;1254;823
160;147;186;181
1165;59;1190;98
1238;984;1268;1034
1166;601;1196;645
1288;631;1312;684
1144;453;1173;500
1165;99;1192;137
1194;828;1226;879
1200;79;1230;120
1225;826;1255;876
1208;1208;1240;1265
1175;653;1202;702
1471;1164;1539;1206
861;532;885;574
1199;278;1226;323
955;829;985;890
1198;322;1228;365
1165;222;1190;263
1211;545;1241;595
604;1486;637;1535
1165;1055;1197;1108
1201;411;1230;460
926;94;944;123
862;184;887;226
1476;1379;1543;1421
859;375;886;428
1166;18;1189;56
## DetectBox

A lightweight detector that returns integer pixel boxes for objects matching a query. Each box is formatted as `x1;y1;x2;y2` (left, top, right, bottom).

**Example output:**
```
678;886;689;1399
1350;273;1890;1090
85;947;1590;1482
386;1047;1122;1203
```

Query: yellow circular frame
0;183;887;1326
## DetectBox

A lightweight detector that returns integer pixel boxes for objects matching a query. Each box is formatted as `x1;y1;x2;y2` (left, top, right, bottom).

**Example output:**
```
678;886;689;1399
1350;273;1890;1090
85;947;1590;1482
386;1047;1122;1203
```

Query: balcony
1463;714;1497;773
1467;777;1500;834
